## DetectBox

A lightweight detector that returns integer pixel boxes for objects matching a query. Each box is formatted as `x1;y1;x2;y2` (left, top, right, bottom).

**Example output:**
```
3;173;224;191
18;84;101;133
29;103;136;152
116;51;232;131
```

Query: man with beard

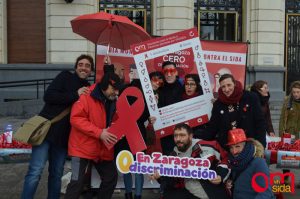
64;72;121;199
151;123;231;199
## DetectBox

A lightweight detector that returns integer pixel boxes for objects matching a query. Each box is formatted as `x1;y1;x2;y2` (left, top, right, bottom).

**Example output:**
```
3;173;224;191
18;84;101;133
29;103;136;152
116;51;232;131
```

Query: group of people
20;54;300;199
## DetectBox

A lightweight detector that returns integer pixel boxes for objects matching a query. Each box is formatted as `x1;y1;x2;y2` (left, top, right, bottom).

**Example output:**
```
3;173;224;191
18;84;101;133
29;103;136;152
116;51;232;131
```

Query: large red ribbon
106;87;146;154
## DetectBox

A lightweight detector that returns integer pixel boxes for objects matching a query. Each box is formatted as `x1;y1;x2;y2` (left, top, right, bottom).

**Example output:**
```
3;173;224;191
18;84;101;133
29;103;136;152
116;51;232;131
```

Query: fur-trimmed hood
248;138;264;158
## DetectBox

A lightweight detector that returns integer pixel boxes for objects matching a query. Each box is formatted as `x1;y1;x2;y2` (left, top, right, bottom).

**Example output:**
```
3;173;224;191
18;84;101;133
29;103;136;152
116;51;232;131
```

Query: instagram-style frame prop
130;28;213;137
96;29;248;138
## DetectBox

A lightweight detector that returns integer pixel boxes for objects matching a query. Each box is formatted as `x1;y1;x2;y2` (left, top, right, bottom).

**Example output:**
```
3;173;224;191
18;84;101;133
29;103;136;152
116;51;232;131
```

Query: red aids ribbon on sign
106;87;146;154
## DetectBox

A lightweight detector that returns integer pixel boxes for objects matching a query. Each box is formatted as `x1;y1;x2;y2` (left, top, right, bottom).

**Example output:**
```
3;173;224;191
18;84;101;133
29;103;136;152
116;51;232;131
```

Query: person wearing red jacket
64;73;122;199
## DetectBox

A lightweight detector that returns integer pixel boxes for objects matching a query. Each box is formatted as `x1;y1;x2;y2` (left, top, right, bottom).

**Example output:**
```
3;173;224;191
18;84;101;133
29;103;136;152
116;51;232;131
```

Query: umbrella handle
107;19;114;55
106;43;110;56
104;47;111;65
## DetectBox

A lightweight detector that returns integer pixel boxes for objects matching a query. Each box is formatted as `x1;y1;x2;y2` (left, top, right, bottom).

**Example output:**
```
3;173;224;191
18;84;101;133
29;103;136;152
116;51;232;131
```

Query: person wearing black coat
114;79;150;199
250;80;275;136
21;55;93;199
158;61;184;156
41;70;91;147
195;74;267;149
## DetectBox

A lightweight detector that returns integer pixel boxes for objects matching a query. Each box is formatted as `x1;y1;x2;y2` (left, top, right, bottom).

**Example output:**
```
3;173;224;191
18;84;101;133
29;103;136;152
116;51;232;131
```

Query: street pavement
0;116;300;199
0;161;161;199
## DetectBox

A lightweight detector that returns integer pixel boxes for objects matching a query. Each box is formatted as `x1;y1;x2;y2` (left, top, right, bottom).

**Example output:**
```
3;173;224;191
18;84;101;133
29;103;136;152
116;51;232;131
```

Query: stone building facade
0;0;296;102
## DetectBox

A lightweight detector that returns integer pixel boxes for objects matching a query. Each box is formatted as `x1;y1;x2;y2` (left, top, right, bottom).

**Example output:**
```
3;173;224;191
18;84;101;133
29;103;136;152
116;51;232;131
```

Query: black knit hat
100;72;122;90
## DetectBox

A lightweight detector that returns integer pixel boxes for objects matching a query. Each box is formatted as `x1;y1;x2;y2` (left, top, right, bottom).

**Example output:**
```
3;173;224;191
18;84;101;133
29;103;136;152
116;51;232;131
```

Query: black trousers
64;157;118;199
164;188;201;199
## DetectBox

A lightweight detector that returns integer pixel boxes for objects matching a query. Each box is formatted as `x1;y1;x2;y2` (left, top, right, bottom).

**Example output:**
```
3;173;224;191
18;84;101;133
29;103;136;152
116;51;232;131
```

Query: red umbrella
71;12;151;50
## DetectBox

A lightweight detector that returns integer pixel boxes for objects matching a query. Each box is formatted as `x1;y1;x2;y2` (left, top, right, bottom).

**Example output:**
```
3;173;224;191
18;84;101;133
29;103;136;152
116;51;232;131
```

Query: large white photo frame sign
131;28;213;137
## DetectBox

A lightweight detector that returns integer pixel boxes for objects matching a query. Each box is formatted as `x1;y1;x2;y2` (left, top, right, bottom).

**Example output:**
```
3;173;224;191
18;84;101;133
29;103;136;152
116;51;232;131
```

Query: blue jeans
123;173;144;196
21;140;67;199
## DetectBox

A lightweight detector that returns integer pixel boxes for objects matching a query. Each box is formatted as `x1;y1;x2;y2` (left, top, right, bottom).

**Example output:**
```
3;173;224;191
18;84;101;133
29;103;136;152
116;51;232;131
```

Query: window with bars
285;0;300;90
194;0;243;41
100;0;152;34
286;0;300;13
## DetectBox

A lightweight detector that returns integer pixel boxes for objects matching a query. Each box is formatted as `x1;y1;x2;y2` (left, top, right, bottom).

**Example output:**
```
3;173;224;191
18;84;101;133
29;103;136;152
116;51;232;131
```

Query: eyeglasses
163;68;177;75
185;82;196;87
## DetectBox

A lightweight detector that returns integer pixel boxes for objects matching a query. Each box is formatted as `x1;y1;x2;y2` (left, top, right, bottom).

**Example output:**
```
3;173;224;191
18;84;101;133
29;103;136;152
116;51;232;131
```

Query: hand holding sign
100;129;118;145
106;87;147;154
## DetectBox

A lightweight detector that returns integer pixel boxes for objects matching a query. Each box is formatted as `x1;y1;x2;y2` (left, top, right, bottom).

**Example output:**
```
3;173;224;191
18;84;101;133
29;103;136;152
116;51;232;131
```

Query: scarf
228;142;255;172
182;92;200;100
218;81;244;105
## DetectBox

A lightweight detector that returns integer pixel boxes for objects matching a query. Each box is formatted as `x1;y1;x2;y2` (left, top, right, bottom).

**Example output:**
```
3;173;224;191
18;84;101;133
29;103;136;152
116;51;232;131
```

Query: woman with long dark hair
250;80;275;136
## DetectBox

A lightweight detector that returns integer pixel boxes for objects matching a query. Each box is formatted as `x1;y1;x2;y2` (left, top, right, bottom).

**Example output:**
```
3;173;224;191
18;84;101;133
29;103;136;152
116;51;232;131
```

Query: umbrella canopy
71;12;151;50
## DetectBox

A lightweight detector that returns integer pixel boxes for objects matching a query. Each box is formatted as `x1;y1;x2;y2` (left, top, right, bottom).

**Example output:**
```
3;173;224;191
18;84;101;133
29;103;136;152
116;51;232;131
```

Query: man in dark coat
21;54;94;199
158;61;184;155
158;61;184;108
195;74;267;149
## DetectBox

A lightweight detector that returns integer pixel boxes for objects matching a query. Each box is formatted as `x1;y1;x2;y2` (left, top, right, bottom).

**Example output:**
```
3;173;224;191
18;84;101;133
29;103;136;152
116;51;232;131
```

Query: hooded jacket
68;83;116;161
230;139;275;199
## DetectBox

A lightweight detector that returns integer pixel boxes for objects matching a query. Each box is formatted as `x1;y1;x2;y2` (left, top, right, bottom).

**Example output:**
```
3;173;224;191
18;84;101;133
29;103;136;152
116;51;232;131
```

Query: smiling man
21;54;94;199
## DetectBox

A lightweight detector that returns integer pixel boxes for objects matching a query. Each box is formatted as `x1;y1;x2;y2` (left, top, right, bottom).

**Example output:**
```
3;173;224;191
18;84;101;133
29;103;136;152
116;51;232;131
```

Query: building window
100;0;151;34
285;0;300;90
194;0;243;41
286;0;300;13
